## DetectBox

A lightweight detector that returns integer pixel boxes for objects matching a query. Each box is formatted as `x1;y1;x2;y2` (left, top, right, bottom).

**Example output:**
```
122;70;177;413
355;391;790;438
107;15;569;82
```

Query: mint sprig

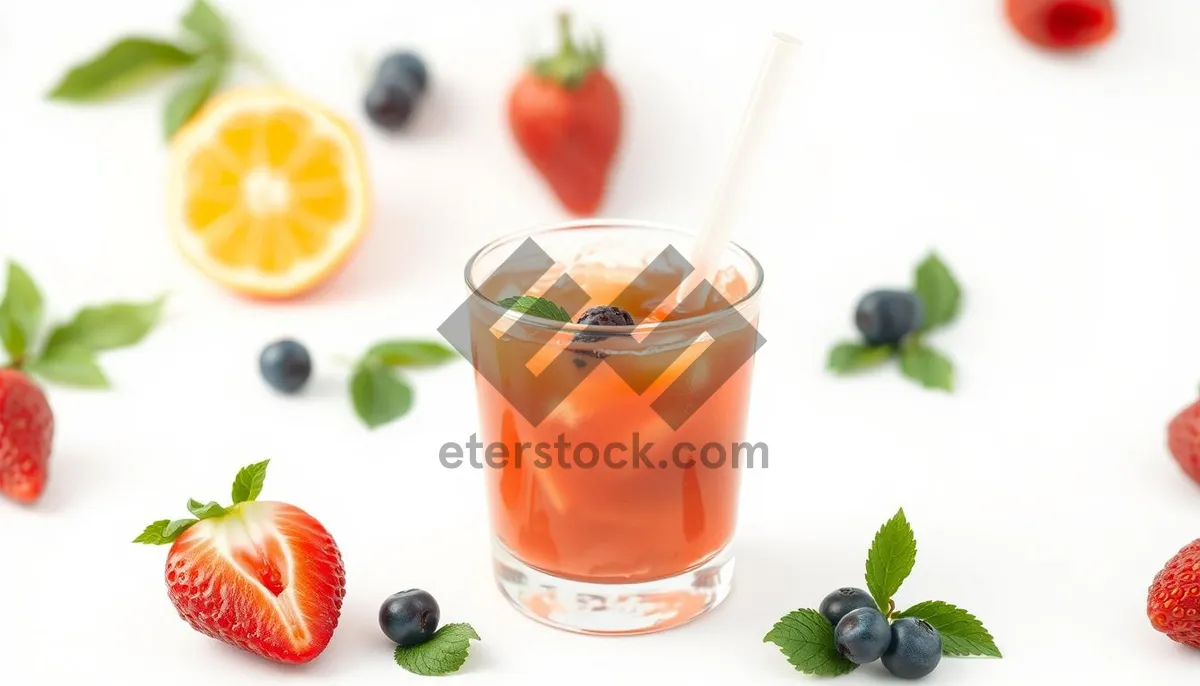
393;623;481;676
914;253;961;331
46;39;198;101
865;508;918;613
133;460;269;545
894;601;1002;658
0;261;165;387
827;251;961;392
898;341;954;391
765;508;1001;677
764;609;858;676
497;296;573;323
47;0;254;139
827;342;891;374
349;340;459;429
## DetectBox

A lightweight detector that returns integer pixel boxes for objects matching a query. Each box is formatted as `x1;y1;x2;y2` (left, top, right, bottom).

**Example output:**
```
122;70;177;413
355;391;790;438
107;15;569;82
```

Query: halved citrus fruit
167;87;369;298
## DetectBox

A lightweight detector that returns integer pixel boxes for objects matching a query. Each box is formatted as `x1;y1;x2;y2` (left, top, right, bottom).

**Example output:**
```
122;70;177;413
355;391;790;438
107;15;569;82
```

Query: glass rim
462;218;764;335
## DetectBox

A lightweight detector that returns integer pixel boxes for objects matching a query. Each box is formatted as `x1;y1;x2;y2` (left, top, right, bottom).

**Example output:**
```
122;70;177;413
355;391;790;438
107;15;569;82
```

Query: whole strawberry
0;259;163;504
0;369;54;503
1149;539;1200;648
1168;396;1200;486
135;461;346;664
508;12;621;215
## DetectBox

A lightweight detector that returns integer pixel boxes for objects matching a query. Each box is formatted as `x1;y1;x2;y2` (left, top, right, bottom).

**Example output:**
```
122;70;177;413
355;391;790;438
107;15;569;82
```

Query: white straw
679;32;800;305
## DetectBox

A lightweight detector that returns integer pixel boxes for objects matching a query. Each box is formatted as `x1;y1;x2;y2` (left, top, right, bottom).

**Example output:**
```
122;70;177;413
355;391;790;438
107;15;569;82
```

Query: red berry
1148;539;1200;648
0;369;54;504
1005;0;1116;51
1168;399;1200;486
164;501;346;663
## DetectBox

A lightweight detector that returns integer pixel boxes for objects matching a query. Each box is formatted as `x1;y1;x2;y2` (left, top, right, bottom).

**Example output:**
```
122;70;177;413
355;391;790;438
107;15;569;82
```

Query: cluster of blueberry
820;588;942;680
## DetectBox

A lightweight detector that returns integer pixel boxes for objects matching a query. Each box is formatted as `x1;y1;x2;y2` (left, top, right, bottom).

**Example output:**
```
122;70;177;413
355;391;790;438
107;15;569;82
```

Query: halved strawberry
0;368;54;504
135;461;345;664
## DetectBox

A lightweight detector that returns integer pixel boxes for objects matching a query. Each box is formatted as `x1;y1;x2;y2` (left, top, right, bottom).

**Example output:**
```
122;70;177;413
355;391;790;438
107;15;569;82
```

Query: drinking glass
456;220;763;634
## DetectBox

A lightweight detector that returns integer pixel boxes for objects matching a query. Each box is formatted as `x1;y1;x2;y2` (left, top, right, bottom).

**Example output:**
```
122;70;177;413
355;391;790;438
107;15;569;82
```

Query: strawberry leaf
231;460;269;504
0;261;44;364
133;518;198;545
26;343;110;388
187;499;226;519
43;296;165;353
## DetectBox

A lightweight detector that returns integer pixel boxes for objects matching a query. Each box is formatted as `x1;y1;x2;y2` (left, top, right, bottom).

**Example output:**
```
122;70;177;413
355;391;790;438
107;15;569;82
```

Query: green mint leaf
913;252;961;331
366;340;458;368
350;362;414;429
231;460;270;504
865;508;918;613
899;343;954;392
827;341;893;374
394;623;481;676
180;0;231;52
47;38;197;101
26;343;109;388
0;261;44;363
186;499;226;519
763;608;858;677
43;296;165;353
163;55;225;139
497;296;572;323
895;601;1002;658
133;518;197;544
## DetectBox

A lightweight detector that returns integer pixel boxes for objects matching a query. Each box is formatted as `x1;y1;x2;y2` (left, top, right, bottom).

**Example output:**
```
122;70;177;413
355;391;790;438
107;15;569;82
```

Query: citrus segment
167;88;368;298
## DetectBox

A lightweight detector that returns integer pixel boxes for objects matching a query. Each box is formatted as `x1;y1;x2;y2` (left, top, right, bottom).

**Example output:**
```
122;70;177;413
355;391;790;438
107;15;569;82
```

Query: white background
3;0;1200;683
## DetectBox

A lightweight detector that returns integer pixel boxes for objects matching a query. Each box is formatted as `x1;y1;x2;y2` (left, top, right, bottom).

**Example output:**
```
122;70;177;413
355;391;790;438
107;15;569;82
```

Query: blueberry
259;339;311;394
378;51;428;94
365;51;428;131
854;290;924;346
819;587;877;627
882;618;942;679
834;607;891;664
577;305;635;327
574;305;635;344
379;589;440;647
364;77;419;131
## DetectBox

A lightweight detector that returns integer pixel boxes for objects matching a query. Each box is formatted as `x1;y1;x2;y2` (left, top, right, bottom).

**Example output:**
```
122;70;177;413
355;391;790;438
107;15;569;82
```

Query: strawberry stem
557;12;577;58
532;12;603;90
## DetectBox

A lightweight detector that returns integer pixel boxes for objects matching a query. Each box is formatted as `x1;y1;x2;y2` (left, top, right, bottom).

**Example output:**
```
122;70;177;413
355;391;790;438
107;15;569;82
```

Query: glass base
492;539;734;635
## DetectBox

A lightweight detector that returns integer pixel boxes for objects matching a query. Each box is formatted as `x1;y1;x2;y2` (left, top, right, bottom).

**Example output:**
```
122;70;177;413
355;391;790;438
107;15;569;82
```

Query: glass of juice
452;219;763;635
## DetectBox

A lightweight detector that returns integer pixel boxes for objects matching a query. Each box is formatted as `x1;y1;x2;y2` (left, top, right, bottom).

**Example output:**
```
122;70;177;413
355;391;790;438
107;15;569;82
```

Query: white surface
4;1;1200;683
